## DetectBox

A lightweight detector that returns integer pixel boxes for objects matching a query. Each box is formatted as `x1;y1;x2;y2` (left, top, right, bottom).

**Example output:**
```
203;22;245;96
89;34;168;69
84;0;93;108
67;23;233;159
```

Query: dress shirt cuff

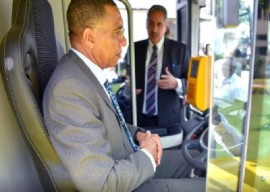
140;149;156;172
175;78;183;95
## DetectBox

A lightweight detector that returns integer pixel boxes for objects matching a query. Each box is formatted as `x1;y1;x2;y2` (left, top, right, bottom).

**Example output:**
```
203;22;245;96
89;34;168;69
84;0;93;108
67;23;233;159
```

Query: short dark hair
147;5;167;22
234;49;242;57
67;0;117;35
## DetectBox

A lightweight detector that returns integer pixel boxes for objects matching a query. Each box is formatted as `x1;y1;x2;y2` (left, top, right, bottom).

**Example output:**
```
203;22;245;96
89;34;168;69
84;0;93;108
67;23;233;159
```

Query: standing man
43;0;204;191
124;5;190;128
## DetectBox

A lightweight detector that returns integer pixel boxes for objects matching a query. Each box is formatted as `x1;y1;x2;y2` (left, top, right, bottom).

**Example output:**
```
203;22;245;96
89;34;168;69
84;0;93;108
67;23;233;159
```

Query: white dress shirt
142;37;183;115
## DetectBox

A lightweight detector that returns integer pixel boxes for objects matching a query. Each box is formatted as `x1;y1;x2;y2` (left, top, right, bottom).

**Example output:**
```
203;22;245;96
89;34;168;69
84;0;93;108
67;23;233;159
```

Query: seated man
43;0;205;191
214;57;248;107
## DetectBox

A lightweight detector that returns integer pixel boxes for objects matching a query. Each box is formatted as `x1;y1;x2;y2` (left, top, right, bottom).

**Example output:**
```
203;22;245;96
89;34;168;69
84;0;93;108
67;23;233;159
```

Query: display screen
190;60;199;78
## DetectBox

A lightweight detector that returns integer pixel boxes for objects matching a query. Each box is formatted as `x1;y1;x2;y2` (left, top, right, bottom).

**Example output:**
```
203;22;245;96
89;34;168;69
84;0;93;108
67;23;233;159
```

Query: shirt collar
70;48;107;85
148;36;164;51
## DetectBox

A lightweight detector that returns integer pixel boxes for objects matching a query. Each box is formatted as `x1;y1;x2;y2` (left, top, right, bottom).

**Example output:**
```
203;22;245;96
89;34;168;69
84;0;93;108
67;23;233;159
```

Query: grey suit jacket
43;50;154;192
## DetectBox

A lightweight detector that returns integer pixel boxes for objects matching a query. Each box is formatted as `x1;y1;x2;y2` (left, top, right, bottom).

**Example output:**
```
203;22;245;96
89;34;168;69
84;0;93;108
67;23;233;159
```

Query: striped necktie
146;45;158;116
104;80;140;152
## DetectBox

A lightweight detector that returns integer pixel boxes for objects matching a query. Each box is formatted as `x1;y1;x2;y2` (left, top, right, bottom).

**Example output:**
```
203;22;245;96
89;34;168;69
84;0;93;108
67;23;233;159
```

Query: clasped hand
136;130;163;166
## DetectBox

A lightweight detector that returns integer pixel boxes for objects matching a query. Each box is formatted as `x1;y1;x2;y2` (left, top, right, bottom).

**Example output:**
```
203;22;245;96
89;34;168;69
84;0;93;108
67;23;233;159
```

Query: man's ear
83;27;94;48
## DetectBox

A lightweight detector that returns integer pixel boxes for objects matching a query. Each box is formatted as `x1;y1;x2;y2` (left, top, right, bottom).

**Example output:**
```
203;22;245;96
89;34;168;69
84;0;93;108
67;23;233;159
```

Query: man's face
147;11;167;45
91;5;127;69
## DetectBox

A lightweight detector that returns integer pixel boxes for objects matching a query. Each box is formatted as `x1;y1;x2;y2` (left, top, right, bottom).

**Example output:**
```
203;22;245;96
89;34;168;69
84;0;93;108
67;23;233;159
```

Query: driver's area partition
181;55;212;171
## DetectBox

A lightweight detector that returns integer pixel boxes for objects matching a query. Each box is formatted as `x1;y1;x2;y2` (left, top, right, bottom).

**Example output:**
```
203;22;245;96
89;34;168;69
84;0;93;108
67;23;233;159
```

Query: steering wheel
182;119;208;170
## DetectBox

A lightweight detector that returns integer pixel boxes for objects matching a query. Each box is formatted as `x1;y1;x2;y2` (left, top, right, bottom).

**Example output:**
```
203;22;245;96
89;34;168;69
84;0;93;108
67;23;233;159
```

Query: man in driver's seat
42;0;205;191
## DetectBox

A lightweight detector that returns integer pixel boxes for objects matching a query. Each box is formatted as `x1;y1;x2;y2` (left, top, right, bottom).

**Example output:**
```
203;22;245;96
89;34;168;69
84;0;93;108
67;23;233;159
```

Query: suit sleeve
43;77;154;192
179;44;190;94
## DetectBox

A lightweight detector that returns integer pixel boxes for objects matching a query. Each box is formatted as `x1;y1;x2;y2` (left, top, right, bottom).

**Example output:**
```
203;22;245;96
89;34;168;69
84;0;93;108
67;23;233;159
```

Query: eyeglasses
91;26;125;41
112;27;125;41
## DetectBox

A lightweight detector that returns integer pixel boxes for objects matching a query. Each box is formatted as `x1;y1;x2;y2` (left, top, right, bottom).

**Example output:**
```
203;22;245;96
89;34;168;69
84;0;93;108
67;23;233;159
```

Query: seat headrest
9;0;59;111
0;0;77;191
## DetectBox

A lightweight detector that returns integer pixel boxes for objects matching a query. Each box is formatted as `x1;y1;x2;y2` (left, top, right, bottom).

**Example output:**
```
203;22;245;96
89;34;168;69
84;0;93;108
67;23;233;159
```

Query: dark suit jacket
134;38;190;127
43;51;154;191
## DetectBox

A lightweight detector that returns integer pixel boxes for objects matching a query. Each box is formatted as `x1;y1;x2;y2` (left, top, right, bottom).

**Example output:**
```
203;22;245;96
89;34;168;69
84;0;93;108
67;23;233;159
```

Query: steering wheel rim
182;120;208;170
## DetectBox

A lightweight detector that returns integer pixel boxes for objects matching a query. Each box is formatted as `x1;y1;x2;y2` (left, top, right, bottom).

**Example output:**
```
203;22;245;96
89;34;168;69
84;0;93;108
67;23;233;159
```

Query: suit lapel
141;41;148;79
136;40;148;90
162;38;170;73
66;51;134;153
67;51;117;114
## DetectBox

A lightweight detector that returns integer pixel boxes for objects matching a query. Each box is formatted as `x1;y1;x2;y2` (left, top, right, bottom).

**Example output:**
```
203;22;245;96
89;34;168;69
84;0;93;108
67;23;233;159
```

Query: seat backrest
0;0;77;191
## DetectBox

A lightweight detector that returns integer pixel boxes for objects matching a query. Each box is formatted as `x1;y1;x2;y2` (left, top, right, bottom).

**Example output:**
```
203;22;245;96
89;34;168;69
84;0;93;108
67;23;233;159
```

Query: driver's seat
0;0;77;191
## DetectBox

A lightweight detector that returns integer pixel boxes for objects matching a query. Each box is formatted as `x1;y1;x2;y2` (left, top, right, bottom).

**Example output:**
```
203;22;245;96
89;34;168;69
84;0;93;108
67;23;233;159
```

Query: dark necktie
104;80;140;152
146;45;158;116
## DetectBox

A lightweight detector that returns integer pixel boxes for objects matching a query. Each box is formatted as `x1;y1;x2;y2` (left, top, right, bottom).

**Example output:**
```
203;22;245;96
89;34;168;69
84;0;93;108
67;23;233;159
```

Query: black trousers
133;150;206;192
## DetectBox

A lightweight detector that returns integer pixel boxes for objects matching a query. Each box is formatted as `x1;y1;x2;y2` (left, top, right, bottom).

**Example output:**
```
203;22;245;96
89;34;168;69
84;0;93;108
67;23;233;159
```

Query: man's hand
137;131;163;166
124;75;142;96
157;67;178;90
135;89;142;95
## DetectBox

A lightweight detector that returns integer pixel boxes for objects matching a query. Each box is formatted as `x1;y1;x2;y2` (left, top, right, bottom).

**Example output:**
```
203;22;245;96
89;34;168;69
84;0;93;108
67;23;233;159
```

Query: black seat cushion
0;0;77;191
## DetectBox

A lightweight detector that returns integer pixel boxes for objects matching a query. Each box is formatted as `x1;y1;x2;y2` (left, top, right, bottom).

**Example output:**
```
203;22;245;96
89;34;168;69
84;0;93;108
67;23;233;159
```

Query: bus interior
0;0;269;191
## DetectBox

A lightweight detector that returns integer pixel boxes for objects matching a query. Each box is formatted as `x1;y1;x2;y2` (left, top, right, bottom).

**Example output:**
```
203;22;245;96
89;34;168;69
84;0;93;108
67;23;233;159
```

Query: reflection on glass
244;1;270;191
207;0;253;191
208;1;270;191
